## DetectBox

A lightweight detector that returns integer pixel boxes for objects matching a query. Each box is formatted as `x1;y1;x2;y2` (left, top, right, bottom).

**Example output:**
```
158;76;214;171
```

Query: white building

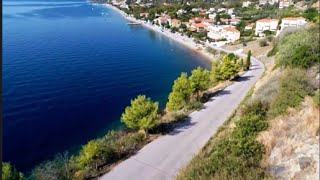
255;19;279;36
242;1;252;7
281;17;307;29
208;13;217;20
207;25;240;42
279;0;292;8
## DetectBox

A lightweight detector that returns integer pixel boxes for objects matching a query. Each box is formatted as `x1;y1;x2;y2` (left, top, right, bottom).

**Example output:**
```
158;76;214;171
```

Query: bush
178;100;267;179
269;68;311;117
276;26;320;68
31;131;145;180
259;39;268;47
2;162;25;180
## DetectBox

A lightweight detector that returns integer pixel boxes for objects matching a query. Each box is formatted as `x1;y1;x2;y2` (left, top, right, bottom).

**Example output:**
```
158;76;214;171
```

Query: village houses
255;18;279;36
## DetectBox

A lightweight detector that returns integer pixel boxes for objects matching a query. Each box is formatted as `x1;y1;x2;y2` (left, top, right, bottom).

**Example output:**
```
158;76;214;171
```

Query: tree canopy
121;95;159;134
166;73;194;111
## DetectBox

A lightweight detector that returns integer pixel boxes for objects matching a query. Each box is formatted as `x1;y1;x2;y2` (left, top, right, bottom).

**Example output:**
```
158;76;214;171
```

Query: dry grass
257;97;320;179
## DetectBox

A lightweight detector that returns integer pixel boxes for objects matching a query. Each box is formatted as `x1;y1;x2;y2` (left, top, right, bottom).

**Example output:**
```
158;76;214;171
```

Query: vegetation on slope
178;24;319;180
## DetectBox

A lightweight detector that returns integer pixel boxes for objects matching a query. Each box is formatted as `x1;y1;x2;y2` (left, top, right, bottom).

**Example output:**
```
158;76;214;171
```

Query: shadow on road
233;75;254;82
168;117;197;136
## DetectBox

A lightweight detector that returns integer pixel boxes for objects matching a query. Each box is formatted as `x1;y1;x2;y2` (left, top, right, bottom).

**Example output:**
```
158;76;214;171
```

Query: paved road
100;48;265;180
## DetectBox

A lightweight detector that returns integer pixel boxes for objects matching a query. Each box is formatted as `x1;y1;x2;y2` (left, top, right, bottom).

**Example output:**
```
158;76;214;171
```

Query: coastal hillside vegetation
178;24;319;179
3;51;250;180
2;163;25;180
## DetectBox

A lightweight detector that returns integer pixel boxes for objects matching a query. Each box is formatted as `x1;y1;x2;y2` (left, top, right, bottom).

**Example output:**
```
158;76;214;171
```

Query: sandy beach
103;3;217;63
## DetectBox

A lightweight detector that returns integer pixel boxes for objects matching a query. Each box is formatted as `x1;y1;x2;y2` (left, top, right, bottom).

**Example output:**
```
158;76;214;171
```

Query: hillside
178;23;319;179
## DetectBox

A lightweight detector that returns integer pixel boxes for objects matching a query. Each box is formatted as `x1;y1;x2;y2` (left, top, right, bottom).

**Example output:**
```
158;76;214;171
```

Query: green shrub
2;162;25;180
269;68;311;117
276;26;320;68
185;100;202;111
178;100;267;179
259;39;268;47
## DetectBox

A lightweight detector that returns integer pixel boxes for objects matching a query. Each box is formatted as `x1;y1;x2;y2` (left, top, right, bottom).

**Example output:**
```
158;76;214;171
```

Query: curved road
100;47;265;180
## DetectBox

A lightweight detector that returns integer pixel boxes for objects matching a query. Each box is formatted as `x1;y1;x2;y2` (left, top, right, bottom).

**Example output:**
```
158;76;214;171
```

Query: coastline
102;3;217;63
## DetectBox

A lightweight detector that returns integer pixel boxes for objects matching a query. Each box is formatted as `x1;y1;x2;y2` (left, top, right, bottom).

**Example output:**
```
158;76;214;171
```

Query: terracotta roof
171;19;181;22
282;17;306;21
203;19;215;23
189;27;197;31
256;19;279;23
223;27;240;33
194;23;207;28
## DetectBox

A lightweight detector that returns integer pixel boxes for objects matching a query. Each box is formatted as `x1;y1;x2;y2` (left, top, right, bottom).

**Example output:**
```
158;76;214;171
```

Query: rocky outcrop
258;97;319;180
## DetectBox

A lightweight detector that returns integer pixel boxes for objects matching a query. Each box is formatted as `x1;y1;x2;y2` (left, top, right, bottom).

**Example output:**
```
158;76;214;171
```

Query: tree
245;50;251;70
121;95;159;135
2;162;25;180
210;61;222;82
189;67;210;100
166;73;194;112
220;56;239;80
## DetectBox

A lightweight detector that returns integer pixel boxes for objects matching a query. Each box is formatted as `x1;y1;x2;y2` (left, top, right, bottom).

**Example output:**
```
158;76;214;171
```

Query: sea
3;0;210;172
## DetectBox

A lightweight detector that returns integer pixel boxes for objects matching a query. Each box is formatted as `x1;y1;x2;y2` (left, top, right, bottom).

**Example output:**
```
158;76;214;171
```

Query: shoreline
102;3;217;64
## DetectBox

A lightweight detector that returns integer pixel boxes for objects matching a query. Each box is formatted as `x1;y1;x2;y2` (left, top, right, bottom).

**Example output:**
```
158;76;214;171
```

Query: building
255;19;279;36
207;26;240;42
223;27;241;42
189;17;203;24
191;23;207;32
170;19;181;28
245;23;255;30
281;17;307;29
155;17;168;25
202;19;215;26
279;0;292;8
208;13;217;20
230;18;241;25
242;1;252;7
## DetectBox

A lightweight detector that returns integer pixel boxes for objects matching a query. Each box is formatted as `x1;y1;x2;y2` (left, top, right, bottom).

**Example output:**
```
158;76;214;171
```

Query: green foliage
276;26;320;68
31;131;145;179
178;101;268;180
303;8;318;22
189;67;210;99
313;89;320;106
121;95;159;133
269;68;311;117
210;61;222;82
245;50;251;70
219;55;240;80
2;163;24;180
166;73;194;112
31;153;73;180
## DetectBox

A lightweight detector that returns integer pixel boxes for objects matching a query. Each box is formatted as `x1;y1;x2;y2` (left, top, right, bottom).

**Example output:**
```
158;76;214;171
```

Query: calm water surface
3;0;210;172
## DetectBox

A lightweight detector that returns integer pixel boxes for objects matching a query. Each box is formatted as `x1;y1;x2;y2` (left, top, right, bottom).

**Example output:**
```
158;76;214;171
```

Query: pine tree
121;95;159;135
166;73;194;112
189;67;210;100
210;61;222;83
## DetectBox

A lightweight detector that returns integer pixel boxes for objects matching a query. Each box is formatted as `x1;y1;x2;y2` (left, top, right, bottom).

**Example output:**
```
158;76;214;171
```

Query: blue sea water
3;0;210;172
